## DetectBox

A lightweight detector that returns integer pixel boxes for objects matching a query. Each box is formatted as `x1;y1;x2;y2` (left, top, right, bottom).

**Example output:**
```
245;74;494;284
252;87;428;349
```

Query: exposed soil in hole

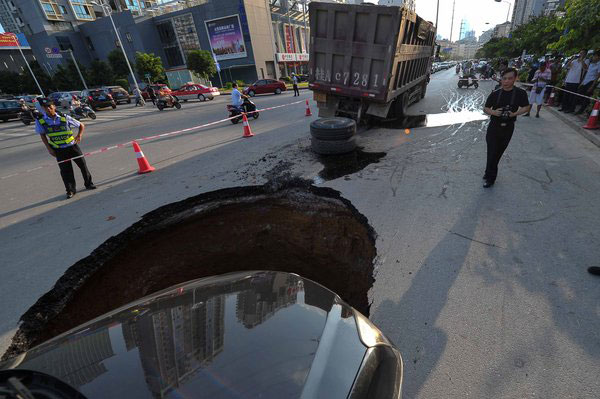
317;149;386;181
3;179;376;359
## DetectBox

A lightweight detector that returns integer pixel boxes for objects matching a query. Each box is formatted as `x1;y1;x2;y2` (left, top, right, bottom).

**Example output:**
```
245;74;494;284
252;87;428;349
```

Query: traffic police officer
36;98;96;199
482;68;530;188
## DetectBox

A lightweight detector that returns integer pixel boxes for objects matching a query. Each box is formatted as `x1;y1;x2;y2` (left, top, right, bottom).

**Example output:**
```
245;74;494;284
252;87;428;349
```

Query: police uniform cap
38;97;53;107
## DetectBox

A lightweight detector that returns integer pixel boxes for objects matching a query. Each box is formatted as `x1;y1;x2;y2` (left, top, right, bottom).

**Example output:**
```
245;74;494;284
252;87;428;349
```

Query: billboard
205;15;247;61
0;32;30;48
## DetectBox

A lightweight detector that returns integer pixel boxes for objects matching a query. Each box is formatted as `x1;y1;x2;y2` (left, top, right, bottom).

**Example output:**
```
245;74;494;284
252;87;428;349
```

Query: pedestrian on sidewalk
482;68;531;188
560;50;589;113
292;74;300;97
575;50;600;115
525;62;551;118
35;98;96;199
147;86;156;105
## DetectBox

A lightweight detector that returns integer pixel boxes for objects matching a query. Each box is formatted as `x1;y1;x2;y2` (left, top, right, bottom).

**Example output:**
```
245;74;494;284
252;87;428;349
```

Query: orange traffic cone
242;113;254;138
546;89;555;106
132;141;155;173
305;99;312;116
583;101;600;130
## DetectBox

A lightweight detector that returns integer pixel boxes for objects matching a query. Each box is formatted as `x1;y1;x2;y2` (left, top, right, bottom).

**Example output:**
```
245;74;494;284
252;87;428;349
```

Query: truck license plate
313;92;327;103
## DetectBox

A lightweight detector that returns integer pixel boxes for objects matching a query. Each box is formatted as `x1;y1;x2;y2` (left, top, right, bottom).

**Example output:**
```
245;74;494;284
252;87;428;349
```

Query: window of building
173;13;200;59
59;5;67;14
56;36;73;51
9;55;14;62
4;62;8;70
86;36;95;51
72;4;92;19
126;32;133;43
42;3;55;14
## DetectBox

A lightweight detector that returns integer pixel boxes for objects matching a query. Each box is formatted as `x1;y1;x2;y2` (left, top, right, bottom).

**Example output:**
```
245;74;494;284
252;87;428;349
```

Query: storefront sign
276;53;296;62
296;53;309;62
284;25;296;54
46;53;63;59
205;14;247;61
0;32;30;48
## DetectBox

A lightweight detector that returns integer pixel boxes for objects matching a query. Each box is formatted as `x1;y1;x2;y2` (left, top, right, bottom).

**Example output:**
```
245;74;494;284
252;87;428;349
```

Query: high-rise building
0;0;22;33
511;0;545;30
459;19;471;41
543;0;566;15
479;28;494;45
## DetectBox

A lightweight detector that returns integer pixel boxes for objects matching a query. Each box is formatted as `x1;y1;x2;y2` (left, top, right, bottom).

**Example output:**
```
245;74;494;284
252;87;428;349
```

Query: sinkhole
4;179;377;359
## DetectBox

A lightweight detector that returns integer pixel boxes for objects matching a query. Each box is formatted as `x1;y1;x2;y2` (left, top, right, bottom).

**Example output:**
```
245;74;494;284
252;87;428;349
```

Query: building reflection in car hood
6;272;342;398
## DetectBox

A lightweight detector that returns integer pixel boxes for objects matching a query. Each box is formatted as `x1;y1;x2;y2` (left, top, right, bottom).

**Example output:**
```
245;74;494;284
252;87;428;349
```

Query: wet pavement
1;70;600;398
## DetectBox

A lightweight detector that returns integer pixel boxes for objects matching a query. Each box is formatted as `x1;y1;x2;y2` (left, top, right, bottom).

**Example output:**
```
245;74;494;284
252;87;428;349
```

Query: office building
478;28;494;45
0;0;23;33
0;33;35;73
511;0;545;30
493;21;512;38
8;0;311;87
543;0;566;15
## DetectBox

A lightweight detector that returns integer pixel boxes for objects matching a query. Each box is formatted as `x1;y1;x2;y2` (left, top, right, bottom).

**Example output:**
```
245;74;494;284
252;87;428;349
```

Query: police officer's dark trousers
55;144;93;193
293;84;299;96
484;123;514;183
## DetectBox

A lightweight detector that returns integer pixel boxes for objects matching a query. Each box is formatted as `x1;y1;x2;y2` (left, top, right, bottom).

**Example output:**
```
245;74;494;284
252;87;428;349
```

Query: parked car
171;83;220;102
243;79;286;96
104;86;131;104
80;88;116;111
141;84;171;100
0;99;22;122
48;91;77;108
0;271;404;398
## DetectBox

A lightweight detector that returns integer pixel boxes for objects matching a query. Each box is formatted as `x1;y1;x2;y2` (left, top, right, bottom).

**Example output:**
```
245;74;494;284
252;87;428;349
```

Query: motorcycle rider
231;82;247;112
70;95;81;116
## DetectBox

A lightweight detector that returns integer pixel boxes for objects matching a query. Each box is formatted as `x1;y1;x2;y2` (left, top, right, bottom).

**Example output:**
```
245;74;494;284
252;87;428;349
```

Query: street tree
0;71;22;95
52;60;88;91
186;50;216;80
135;52;165;83
88;60;114;87
550;0;600;53
108;49;131;79
20;61;53;94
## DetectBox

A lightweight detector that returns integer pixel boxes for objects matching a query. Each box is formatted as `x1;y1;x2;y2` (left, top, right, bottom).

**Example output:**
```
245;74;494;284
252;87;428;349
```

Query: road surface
1;72;599;398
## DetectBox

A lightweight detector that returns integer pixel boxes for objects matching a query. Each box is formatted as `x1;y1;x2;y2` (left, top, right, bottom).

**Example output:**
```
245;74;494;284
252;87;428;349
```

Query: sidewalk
544;105;600;147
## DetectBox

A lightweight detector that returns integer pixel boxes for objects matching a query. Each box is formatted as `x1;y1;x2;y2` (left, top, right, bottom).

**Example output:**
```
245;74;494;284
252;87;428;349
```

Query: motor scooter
157;95;181;111
19;107;41;125
227;97;259;124
458;73;479;89
70;103;97;120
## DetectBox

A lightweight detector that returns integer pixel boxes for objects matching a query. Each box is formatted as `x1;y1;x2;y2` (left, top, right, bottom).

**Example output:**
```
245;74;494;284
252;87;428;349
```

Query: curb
545;106;600;148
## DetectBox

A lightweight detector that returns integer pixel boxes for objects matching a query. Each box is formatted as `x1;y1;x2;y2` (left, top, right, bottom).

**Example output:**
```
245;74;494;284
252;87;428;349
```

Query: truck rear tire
310;118;356;141
311;136;357;155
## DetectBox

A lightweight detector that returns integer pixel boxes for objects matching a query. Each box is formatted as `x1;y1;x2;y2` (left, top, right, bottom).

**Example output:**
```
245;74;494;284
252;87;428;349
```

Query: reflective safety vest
38;115;75;148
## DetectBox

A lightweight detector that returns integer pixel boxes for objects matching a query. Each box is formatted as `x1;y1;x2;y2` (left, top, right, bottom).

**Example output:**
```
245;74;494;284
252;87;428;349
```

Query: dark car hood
1;271;366;398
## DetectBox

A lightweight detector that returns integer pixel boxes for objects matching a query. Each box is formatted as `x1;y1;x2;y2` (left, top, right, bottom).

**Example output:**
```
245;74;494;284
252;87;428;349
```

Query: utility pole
10;33;44;96
449;0;456;42
65;49;88;90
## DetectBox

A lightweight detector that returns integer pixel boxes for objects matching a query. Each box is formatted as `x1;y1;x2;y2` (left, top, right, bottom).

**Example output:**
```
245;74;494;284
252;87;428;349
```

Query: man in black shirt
482;68;531;188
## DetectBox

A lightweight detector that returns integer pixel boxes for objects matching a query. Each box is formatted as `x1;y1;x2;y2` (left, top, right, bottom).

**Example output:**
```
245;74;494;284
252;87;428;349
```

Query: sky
413;0;514;41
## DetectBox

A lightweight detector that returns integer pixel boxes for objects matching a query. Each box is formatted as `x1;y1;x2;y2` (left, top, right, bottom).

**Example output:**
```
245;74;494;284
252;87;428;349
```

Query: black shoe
535;114;540;118
564;109;573;114
483;180;494;188
86;184;97;190
588;266;600;276
66;191;75;199
523;113;530;117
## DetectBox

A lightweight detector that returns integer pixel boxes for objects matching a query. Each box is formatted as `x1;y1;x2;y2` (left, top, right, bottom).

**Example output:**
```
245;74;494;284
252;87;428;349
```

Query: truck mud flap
366;102;393;118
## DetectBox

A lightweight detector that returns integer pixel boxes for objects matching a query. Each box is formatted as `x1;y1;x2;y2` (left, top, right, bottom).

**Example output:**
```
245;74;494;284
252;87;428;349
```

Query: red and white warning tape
518;82;599;102
1;99;306;180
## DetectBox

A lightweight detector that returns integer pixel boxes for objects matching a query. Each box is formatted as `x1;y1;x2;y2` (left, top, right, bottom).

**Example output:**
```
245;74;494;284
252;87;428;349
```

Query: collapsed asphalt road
1;70;600;398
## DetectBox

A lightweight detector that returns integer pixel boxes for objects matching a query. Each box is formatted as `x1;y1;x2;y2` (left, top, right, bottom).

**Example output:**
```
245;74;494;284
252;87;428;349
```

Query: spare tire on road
310;117;356;141
311;136;357;155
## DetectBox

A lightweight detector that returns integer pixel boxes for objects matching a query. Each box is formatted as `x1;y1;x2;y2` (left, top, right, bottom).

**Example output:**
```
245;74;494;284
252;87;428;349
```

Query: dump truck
308;2;436;123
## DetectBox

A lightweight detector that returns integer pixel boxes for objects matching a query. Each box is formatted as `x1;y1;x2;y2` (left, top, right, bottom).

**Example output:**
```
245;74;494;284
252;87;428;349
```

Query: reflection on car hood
1;271;359;398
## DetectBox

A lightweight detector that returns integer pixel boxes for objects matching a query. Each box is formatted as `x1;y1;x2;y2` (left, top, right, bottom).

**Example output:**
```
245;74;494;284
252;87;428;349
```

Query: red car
243;79;286;97
171;83;220;102
142;84;171;100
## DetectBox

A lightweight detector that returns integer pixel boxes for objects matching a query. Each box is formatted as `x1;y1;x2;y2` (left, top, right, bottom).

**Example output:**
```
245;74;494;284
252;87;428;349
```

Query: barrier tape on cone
1;99;306;180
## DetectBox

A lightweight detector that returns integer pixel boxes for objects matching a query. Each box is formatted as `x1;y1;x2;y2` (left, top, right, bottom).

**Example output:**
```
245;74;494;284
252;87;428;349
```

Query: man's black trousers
484;123;515;183
561;82;580;111
55;144;93;193
293;84;300;96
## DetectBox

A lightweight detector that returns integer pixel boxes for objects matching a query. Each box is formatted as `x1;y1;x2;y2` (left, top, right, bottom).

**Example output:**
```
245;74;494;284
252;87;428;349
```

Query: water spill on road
317;149;387;181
